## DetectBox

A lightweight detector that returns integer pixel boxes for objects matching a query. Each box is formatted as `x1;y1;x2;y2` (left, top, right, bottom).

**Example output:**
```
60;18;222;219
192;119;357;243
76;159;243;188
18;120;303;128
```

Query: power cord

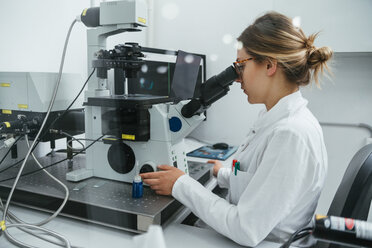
0;67;96;175
0;199;83;248
52;130;86;151
24;135;70;226
40;67;96;140
1;17;79;248
0;134;103;183
280;227;313;248
0;134;102;247
3;223;71;248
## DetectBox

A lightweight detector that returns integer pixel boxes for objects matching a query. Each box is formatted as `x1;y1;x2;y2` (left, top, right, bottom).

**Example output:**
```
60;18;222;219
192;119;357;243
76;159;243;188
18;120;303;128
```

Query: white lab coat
172;91;328;247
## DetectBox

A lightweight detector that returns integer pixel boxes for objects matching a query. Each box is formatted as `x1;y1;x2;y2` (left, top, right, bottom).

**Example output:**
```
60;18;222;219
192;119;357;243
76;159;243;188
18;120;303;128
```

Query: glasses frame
233;58;254;78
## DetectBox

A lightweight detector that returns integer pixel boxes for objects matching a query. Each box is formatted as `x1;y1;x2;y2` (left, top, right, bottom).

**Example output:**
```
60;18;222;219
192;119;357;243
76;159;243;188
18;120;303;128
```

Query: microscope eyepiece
181;65;238;118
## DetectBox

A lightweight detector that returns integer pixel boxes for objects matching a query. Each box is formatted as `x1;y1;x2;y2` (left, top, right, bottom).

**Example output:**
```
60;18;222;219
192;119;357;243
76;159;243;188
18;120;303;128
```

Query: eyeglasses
233;58;254;76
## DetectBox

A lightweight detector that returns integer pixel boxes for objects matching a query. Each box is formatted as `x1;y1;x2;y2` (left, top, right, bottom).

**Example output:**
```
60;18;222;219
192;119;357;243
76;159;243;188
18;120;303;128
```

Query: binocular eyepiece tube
181;65;238;118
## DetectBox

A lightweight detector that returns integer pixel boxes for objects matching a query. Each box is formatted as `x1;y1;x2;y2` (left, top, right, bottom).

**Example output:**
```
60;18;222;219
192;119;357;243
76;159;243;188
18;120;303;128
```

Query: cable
0;137;103;246
0;67;96;175
24;135;69;226
0;68;96;173
0;199;84;248
41;67;96;140
0;135;102;247
280;227;313;248
2;17;77;221
1;196;72;248
4;223;71;248
1;18;78;248
59;131;85;151
0;158;24;174
0;135;23;167
0;134;103;183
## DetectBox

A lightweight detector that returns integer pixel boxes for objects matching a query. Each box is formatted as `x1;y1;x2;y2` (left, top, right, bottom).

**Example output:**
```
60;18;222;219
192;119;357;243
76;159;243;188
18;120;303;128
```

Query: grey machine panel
0;154;212;233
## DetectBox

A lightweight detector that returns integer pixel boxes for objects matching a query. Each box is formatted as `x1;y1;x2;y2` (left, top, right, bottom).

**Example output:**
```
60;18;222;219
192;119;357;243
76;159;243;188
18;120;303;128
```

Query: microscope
66;0;238;184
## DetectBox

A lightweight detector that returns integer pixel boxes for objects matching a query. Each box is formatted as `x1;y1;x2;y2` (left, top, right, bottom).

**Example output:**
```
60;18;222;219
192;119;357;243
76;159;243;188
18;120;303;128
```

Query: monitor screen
127;49;204;99
170;50;202;100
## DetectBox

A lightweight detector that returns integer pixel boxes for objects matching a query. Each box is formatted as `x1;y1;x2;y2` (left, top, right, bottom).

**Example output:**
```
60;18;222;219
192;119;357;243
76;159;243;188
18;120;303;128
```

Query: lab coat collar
253;90;308;131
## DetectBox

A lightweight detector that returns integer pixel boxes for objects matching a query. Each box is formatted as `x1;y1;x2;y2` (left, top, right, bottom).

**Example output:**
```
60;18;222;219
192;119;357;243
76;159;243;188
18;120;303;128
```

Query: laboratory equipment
0;0;238;234
0;72;85;166
66;0;210;183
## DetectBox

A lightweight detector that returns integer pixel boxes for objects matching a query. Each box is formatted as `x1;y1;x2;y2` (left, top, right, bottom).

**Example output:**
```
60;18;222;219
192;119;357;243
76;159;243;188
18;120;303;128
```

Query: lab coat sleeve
172;128;316;247
216;167;231;188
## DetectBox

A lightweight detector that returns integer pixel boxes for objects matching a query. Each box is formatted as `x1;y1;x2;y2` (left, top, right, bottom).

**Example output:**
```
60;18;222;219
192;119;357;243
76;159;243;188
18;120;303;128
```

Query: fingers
143;178;162;191
143;179;165;192
143;178;160;185
207;160;217;164
157;164;174;170
140;171;165;179
140;172;155;179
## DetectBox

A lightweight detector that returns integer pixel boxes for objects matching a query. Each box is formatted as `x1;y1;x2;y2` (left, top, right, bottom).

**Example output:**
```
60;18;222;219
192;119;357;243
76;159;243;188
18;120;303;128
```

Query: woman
140;11;332;246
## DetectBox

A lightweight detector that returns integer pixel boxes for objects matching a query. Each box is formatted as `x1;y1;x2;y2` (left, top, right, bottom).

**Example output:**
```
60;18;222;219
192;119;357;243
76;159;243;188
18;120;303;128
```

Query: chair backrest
327;143;372;219
316;143;372;248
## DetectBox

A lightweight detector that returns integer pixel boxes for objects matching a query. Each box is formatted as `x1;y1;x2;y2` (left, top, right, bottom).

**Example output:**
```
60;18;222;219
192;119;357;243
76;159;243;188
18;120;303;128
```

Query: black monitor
127;48;205;99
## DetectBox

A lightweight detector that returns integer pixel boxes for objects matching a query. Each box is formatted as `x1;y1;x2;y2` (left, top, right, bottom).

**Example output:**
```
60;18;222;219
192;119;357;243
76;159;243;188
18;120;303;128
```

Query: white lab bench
0;205;282;248
0;138;282;248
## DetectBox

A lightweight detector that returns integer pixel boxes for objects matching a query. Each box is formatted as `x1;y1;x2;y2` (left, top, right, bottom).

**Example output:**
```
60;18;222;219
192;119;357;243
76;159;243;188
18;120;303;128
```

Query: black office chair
316;143;372;248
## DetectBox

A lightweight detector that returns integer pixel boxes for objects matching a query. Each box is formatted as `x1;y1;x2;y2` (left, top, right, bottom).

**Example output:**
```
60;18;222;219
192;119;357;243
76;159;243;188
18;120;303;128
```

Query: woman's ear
266;59;277;76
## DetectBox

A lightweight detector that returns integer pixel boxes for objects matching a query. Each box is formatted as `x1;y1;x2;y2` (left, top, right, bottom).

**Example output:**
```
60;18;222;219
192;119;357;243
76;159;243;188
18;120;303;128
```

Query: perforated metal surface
0;154;212;232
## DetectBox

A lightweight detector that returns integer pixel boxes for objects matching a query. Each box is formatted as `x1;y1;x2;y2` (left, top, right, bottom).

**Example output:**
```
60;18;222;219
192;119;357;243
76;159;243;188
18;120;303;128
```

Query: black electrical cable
0;69;96;175
0;134;103;183
42;67;96;137
0;159;24;174
280;227;313;248
0;136;23;167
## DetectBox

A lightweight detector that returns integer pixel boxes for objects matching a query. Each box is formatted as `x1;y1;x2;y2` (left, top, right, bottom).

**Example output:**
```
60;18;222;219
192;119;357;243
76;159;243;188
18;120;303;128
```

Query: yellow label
0;83;10;87
18;104;28;109
122;134;135;140
82;8;88;16
138;17;146;24
2;109;12;114
104;137;118;141
4;122;10;128
315;214;328;220
0;220;6;231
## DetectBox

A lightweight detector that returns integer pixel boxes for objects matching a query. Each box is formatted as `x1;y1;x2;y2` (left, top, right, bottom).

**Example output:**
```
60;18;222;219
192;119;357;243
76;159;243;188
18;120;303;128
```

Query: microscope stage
0;154;211;233
85;94;174;108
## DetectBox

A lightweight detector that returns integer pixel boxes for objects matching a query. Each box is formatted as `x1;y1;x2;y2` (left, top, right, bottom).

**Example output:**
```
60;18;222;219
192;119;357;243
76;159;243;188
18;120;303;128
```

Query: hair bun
307;46;333;68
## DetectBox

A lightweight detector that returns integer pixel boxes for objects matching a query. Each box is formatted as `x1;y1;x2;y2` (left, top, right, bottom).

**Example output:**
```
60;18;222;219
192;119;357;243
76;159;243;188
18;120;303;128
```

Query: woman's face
236;49;270;104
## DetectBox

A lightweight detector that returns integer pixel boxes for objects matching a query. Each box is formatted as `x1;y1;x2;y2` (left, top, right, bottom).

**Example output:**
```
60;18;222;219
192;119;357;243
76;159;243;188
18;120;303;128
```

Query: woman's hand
208;160;223;177
140;165;185;195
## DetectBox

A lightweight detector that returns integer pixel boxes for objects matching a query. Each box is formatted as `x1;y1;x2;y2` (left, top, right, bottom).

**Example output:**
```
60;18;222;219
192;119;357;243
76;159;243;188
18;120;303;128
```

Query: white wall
302;53;372;214
273;0;372;52
1;0;372;215
0;0;89;76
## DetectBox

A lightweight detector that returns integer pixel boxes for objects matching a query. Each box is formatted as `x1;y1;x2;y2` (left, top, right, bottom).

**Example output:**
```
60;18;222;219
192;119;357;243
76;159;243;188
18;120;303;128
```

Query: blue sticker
169;117;182;132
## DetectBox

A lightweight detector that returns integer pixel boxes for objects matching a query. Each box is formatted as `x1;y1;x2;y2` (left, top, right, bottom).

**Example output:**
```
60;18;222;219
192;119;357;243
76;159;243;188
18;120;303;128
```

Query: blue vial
132;175;143;198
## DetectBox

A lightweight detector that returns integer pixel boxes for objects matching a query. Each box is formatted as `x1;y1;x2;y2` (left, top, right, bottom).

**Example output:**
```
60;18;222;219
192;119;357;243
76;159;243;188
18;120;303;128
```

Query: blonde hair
237;11;333;87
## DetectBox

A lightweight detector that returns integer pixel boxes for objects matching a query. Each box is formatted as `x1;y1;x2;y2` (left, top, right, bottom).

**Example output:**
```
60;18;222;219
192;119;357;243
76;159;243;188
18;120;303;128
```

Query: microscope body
67;0;236;183
67;98;204;182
